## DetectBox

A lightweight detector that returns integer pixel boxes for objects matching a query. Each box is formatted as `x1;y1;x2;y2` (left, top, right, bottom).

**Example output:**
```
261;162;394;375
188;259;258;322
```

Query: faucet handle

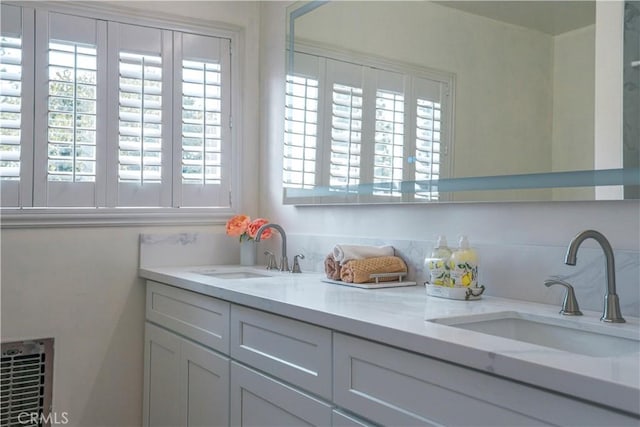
292;254;305;273
264;251;278;270
544;279;583;316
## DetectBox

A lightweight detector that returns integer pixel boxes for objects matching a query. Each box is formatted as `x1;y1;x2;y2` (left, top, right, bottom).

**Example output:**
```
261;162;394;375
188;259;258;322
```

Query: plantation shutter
0;4;34;207
108;22;171;207
33;11;106;207
284;52;321;190
370;68;406;197
173;32;231;207
324;59;363;193
412;76;447;200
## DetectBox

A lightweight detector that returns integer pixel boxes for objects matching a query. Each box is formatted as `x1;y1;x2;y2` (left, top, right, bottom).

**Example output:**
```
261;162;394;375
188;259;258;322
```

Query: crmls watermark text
18;412;69;425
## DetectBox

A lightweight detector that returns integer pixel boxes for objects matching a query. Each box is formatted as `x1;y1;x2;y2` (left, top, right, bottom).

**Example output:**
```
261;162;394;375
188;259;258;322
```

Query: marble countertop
139;265;640;416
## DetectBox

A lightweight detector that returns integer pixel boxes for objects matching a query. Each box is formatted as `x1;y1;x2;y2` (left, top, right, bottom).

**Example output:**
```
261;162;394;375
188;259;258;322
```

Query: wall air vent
1;339;54;427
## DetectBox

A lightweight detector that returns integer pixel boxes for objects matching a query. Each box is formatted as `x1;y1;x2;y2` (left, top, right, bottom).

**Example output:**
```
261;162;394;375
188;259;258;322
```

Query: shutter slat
0;71;21;81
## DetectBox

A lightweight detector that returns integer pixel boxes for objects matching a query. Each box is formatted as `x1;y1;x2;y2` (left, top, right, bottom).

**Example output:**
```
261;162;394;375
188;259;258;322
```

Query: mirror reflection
284;1;639;204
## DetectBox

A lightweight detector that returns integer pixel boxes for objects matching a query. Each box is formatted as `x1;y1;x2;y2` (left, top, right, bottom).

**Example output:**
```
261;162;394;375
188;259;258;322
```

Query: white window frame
284;41;455;204
0;1;244;228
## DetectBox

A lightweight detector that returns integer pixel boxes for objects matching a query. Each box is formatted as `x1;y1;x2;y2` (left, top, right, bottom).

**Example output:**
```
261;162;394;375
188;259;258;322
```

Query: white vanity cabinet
144;281;336;427
143;279;639;427
143;282;231;427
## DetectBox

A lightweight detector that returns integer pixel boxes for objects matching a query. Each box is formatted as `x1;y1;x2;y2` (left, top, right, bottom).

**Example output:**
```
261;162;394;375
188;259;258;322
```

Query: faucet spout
564;230;625;323
255;223;289;272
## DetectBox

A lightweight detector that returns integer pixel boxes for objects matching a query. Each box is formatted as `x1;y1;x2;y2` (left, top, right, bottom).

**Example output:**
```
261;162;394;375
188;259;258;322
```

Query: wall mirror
283;0;639;204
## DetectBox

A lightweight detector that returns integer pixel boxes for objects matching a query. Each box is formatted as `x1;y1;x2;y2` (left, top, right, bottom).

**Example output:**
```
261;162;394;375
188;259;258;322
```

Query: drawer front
146;281;230;354
334;333;638;427
230;362;332;427
332;410;377;427
230;304;332;400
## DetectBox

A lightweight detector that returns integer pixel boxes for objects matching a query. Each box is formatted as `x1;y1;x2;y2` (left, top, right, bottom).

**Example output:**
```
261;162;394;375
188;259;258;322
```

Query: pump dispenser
449;236;478;287
425;236;452;286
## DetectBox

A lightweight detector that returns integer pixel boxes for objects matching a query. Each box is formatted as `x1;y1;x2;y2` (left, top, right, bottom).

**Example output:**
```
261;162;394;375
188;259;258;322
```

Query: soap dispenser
425;236;452;286
449;236;478;288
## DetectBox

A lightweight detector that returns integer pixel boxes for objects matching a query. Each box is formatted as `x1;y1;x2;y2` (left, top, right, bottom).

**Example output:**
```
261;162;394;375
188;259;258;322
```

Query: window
284;48;452;202
0;3;237;222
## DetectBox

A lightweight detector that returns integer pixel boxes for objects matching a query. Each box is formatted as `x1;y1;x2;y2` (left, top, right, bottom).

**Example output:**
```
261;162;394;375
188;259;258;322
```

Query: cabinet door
144;322;230;427
180;339;230;427
230;362;332;427
143;323;181;427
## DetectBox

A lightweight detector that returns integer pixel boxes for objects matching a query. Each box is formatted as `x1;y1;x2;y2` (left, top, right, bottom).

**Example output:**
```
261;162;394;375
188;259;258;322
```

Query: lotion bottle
425;236;452;286
449;236;478;287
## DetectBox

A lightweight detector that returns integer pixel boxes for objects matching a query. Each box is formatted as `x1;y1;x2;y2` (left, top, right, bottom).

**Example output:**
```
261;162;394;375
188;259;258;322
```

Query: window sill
0;207;233;228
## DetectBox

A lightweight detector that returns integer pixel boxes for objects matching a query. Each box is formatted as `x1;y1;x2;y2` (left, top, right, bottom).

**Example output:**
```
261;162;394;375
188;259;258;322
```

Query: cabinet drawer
230;362;332;427
230;304;332;399
146;281;230;354
334;333;637;427
332;410;377;427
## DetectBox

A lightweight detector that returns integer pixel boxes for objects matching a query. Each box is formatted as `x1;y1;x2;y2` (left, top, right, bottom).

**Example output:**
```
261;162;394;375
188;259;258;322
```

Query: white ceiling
435;1;596;36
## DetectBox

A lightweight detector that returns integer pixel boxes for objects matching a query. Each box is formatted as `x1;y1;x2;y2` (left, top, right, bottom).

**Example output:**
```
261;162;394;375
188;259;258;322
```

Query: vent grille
1;339;53;427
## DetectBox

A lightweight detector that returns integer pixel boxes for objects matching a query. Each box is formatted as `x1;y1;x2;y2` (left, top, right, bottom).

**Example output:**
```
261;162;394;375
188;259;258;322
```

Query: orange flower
248;218;272;240
226;214;250;237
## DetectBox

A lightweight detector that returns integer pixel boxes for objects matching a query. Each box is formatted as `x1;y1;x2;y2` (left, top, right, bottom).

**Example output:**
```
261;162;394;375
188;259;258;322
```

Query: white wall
1;225;210;426
595;1;625;199
0;2;261;426
552;25;596;201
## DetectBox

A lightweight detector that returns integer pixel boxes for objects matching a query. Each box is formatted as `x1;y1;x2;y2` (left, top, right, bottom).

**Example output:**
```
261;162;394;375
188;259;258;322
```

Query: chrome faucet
564;230;625;323
255;223;290;272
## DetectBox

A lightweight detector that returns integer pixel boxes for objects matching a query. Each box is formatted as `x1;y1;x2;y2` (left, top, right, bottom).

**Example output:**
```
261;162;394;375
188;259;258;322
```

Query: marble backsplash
139;232;640;318
286;233;640;318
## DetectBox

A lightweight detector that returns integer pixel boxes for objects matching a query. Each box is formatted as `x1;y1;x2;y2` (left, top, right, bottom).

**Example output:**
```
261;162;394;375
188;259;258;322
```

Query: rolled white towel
333;244;394;263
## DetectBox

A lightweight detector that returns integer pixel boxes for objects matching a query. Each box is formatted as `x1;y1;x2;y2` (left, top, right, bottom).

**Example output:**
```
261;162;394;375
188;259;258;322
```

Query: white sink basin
192;268;274;280
429;311;640;357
